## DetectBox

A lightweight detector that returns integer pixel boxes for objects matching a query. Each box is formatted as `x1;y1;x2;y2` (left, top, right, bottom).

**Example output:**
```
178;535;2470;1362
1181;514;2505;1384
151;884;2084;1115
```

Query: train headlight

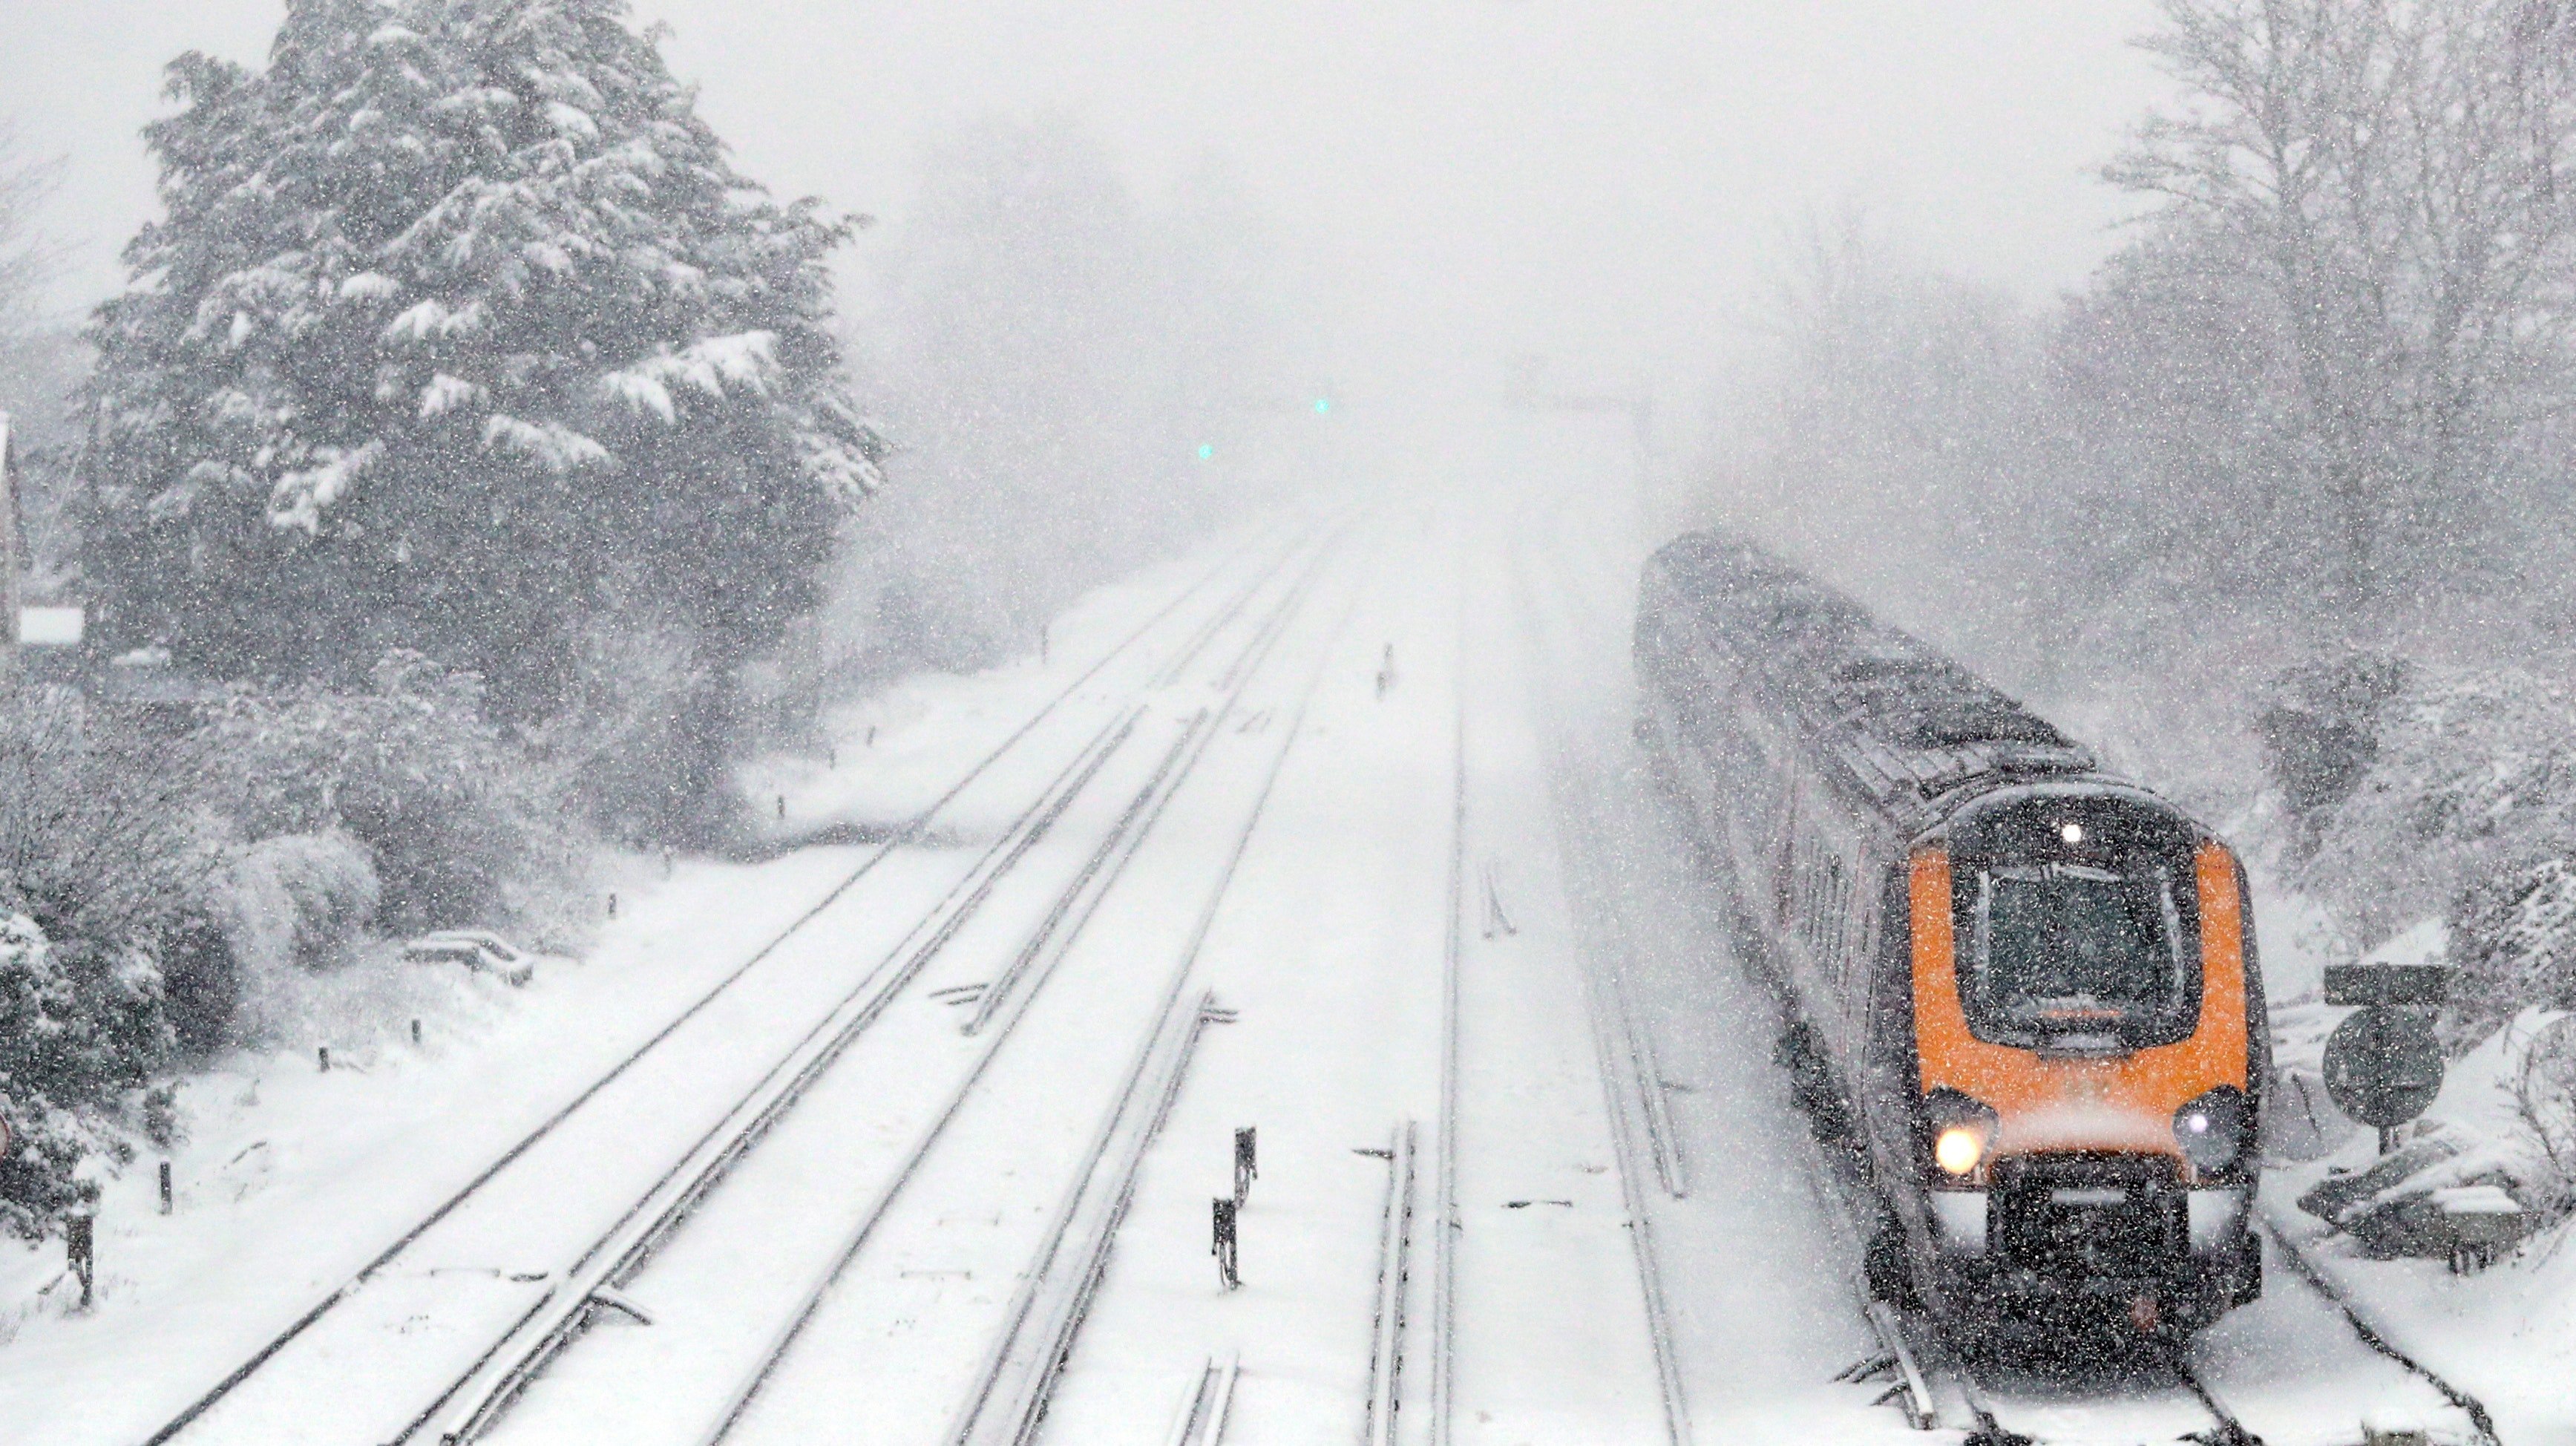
1923;1088;1999;1181
2173;1086;2250;1176
1935;1126;1986;1176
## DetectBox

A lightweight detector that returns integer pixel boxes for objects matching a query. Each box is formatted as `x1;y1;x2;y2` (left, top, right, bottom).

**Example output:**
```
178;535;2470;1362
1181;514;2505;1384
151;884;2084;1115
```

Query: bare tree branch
2116;0;2576;603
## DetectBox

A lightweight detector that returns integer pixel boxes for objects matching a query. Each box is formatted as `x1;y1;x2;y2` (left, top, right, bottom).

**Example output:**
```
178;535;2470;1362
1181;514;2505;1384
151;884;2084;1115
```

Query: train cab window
1948;796;2203;1052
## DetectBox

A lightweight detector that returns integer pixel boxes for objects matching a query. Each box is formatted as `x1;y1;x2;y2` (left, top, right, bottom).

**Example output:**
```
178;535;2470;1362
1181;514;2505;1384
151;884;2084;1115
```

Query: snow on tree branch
77;0;887;717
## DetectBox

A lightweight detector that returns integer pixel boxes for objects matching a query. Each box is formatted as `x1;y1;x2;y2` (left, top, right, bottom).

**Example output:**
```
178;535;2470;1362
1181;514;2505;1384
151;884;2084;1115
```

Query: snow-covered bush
2301;666;2576;954
196;652;586;939
212;831;379;978
2509;1015;2576;1228
0;914;170;1240
2453;861;2576;1044
0;681;227;1231
528;592;723;847
0;683;219;953
2256;652;2410;845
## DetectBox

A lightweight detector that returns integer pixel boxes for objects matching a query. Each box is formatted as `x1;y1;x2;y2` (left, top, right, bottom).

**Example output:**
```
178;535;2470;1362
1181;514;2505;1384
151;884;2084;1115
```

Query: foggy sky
4;1;2172;402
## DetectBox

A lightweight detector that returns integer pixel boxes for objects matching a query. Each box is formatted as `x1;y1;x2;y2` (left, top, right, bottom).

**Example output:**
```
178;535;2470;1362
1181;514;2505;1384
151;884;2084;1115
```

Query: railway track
1843;1276;2284;1446
667;514;1361;1446
1362;519;1680;1445
135;522;1340;1446
1507;534;1694;1446
948;537;1364;1446
1429;609;1465;1446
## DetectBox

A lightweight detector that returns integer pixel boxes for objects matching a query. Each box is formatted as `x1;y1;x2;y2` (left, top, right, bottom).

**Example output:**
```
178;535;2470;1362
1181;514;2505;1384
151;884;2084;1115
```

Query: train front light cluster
2173;1086;2250;1176
1923;1088;1999;1181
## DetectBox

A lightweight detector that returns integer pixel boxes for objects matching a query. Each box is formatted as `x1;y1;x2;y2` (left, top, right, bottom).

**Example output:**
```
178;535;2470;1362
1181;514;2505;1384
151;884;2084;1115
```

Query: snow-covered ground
1032;503;1465;1445
2239;851;2575;1442
2262;943;2576;1444
0;518;1289;1445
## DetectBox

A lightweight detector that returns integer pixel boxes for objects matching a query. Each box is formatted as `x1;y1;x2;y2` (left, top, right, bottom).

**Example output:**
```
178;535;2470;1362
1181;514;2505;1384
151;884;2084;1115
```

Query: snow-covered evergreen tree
79;0;881;730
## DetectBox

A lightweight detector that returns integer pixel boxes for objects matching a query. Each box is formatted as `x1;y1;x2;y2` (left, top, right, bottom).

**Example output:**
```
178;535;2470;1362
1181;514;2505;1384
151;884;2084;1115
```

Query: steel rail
679;526;1351;1446
403;705;1151;1445
1507;536;1694;1445
949;987;1219;1446
1517;497;1956;1441
957;722;1196;1036
1428;560;1468;1446
2258;1212;2500;1445
1510;491;1984;1442
1362;1122;1419;1446
2160;1349;2262;1446
1666;696;2028;1446
1513;525;1692;1202
950;534;1367;1446
955;520;1341;1039
1852;1302;1939;1430
134;524;1301;1446
1161;1354;1239;1446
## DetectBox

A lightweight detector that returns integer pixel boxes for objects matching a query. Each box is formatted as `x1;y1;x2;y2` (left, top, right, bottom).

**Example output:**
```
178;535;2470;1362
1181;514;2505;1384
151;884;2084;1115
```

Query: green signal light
1314;397;1331;415
1196;443;1214;460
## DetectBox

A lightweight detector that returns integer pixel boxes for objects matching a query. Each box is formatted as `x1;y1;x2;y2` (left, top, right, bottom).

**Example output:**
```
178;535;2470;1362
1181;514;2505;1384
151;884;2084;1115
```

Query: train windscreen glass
1967;863;2189;1047
1948;796;2204;1050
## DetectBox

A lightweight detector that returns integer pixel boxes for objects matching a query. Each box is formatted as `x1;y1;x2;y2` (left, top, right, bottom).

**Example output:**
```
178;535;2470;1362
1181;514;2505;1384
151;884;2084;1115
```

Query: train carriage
1633;530;2267;1333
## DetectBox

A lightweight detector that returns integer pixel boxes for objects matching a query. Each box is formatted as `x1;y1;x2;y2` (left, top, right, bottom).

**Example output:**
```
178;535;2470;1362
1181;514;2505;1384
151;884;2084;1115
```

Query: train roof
1646;530;2098;809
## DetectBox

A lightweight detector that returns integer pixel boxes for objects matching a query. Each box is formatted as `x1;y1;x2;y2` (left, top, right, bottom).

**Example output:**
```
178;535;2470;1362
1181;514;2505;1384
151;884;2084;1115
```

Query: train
1632;529;2267;1335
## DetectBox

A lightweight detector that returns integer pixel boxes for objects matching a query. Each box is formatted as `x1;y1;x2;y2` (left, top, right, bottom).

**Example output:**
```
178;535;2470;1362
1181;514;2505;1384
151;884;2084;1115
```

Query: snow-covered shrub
154;908;237;1059
0;914;168;1240
211;831;379;978
2511;1015;2576;1228
0;682;220;951
0;682;220;1231
2453;862;2576;1044
196;653;586;938
2302;666;2576;952
528;595;724;847
2256;652;2410;845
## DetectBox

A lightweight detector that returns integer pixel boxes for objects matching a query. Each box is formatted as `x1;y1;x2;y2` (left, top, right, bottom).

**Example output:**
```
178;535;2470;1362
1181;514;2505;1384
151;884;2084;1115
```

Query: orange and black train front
1899;785;2266;1332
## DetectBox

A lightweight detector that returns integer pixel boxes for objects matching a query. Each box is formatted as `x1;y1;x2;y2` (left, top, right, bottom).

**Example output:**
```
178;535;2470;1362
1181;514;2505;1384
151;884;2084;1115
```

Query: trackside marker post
66;1212;94;1309
1234;1127;1256;1207
160;1161;172;1215
1212;1198;1239;1290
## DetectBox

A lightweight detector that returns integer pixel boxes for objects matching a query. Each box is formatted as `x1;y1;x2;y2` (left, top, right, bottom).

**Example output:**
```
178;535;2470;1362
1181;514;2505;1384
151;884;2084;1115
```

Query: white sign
18;607;84;647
